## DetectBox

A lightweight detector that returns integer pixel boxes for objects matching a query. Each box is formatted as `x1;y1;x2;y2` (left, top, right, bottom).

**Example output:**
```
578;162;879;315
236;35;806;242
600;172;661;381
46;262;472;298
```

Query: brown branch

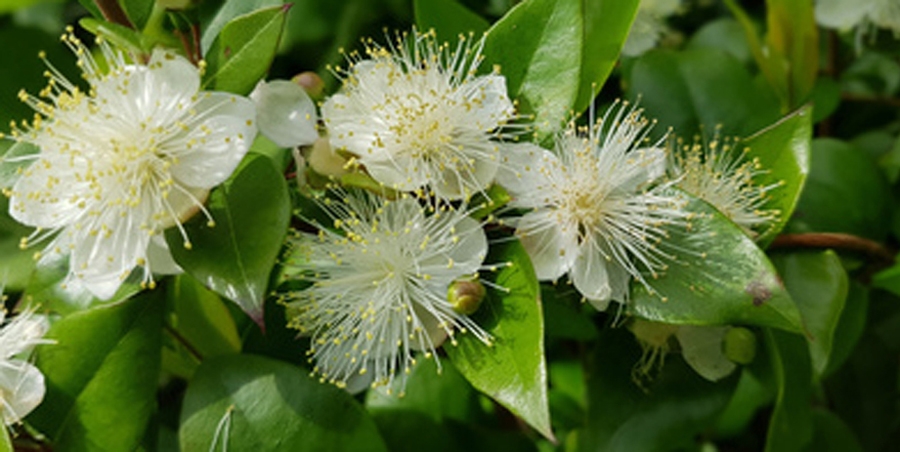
163;323;204;362
841;93;900;108
769;232;895;263
93;0;135;29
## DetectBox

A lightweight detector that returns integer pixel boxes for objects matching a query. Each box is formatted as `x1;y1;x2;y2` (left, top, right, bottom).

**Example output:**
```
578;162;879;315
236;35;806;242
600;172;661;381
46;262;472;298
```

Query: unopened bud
308;137;348;178
723;327;756;365
447;277;486;315
293;71;325;99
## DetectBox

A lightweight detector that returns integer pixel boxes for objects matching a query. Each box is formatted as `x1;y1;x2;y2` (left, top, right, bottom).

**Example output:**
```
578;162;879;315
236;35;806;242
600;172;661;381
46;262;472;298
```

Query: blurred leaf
810;77;841;123
121;0;154;30
580;329;738;452
0;428;10;452
630;190;802;333
771;251;848;377
628;48;781;138
446;238;553;440
167;153;291;326
0;146;37;290
204;5;288;95
23;255;141;315
785;139;893;241
200;0;282;53
824;282;867;376
765;0;818;109
180;353;388;452
714;368;773;438
414;0;489;41
804;409;864;452
572;0;639;115
841;51;900;98
741;106;812;244
541;285;598;341
31;291;163;451
79;17;147;55
687;18;752;64
482;0;581;136
761;329;813;452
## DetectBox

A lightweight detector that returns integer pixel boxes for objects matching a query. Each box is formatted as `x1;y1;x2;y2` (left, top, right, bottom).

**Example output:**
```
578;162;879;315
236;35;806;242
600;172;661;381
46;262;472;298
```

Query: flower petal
0;361;45;425
496;143;558;209
69;209;150;299
461;74;515;131
815;0;872;30
250;80;319;148
675;326;736;382
516;209;576;281
9;158;89;229
571;236;613;306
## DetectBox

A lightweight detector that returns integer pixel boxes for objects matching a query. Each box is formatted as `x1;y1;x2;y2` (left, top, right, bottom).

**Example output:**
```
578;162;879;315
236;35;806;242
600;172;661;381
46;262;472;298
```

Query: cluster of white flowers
5;29;258;299
0;307;50;426
815;0;900;38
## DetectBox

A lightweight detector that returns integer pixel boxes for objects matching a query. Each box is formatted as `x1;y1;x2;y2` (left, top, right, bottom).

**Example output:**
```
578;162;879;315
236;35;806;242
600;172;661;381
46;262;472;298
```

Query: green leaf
628;48;782;137
445;238;552;440
629;190;802;332
771;251;848;377
572;0;639;115
0;140;39;189
200;0;282;53
22;256;142;316
30;291;163;451
804;409;864;452
121;0;154;30
686;18;753;64
203;5;289;95
179;353;388;452
715;368;773;437
824;282;868;376
0;148;37;290
414;0;490;41
741;106;812;244
79;17;148;55
482;0;582;136
764;0;819;109
785;138;893;241
0;427;11;452
760;329;813;452
167;153;291;326
580;329;738;452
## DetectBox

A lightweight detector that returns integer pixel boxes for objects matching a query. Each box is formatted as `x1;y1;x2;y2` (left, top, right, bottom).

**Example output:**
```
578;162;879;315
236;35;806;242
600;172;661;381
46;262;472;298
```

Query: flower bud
447;277;486;315
724;327;757;365
292;71;325;99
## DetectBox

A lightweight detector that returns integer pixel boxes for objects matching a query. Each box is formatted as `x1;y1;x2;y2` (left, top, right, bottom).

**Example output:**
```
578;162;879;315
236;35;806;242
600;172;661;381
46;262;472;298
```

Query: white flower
622;0;681;57
283;190;491;393
249;79;319;148
816;0;900;36
5;30;257;299
0;308;50;426
321;30;518;200
496;102;684;311
669;135;779;236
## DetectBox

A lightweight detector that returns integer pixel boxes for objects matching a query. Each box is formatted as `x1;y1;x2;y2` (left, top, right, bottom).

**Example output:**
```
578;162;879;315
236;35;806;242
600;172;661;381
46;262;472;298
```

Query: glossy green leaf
22;254;142;316
121;0;153;30
0;173;36;290
580;329;738;452
203;5;288;95
771;251;848;377
804;409;864;452
741;106;812;244
628;48;782;137
572;0;639;114
0;427;11;452
163;274;242;377
366;358;480;423
30;291;164;451
786;138;893;241
200;0;283;53
414;0;489;41
824;282;868;376
630;190;802;332
765;0;818;109
179;353;388;452
79;17;147;55
445;238;552;440
482;0;581;136
761;329;813;452
167;153;290;326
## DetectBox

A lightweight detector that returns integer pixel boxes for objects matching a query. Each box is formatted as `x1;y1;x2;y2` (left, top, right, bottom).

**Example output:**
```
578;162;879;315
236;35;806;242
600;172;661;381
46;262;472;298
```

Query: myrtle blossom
0;307;50;426
816;0;900;38
669;134;779;237
4;30;257;299
321;29;520;200
249;79;319;149
282;190;491;393
496;102;685;311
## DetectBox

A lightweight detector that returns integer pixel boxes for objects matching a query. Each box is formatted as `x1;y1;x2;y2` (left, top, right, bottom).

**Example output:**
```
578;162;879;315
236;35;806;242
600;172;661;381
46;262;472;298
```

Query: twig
93;0;135;29
769;232;895;263
163;323;204;361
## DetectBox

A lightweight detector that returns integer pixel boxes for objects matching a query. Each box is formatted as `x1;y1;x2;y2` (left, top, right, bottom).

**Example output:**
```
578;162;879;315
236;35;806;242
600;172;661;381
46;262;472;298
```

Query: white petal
815;0;872;30
363;154;427;191
144;50;202;123
676;326;737;382
0;361;45;425
517;210;576;281
571;237;612;305
168;93;257;188
9;158;88;229
622;11;662;57
432;145;499;200
250;80;319;148
70;210;149;300
495;143;557;208
147;235;182;275
462;75;514;131
615;146;667;193
444;217;488;275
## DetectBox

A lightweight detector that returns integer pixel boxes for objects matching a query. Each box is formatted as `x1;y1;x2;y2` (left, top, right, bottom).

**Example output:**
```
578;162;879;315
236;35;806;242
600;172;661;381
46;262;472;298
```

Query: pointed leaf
482;0;582;136
179;354;387;452
445;238;552;440
760;329;813;452
30;291;163;451
167;153;291;326
629;190;803;332
742;106;812;244
203;5;289;95
771;251;848;377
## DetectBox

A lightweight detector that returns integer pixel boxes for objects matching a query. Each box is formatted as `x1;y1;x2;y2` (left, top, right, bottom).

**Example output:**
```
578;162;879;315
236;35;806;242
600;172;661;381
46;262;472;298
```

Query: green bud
447;277;486;315
723;327;757;365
